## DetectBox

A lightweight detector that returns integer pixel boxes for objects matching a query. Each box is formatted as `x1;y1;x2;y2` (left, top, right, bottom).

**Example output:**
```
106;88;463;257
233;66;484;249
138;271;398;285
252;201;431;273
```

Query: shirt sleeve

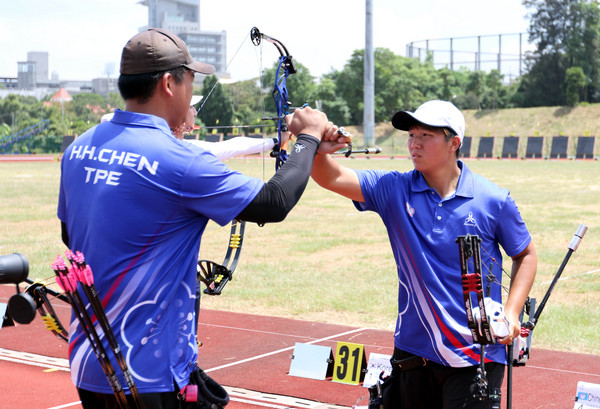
352;169;394;213
185;137;275;160
495;193;532;257
179;151;264;226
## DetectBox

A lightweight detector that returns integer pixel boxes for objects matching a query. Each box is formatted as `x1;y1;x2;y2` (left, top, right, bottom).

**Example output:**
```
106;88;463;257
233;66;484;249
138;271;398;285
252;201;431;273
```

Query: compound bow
197;27;298;297
456;224;587;409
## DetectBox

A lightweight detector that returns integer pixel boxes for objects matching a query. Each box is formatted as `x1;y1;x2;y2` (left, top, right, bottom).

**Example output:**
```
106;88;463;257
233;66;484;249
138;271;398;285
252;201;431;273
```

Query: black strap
391;355;428;372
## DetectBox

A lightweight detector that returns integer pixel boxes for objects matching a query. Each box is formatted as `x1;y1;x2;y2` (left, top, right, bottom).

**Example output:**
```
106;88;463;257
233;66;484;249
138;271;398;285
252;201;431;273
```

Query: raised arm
498;241;537;345
310;131;365;202
186;137;277;160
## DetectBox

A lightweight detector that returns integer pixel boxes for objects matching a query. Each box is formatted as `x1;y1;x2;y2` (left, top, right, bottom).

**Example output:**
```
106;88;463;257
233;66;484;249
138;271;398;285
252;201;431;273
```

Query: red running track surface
2;284;600;409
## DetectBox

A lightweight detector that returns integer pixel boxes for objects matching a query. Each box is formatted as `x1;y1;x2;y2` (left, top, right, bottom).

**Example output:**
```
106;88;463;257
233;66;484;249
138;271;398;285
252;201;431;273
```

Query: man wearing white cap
311;100;537;409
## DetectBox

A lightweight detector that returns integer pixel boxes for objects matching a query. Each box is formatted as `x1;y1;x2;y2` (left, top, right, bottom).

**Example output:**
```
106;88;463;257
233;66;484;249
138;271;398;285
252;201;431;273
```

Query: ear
158;73;175;99
451;135;461;151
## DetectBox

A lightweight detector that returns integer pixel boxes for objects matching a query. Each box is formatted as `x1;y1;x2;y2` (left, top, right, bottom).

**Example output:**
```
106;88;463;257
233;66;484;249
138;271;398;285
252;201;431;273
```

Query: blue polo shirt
57;109;263;393
354;161;531;366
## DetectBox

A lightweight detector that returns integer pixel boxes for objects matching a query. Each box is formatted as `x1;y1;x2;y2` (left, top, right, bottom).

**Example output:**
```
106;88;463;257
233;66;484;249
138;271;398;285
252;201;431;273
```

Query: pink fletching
70;264;85;283
83;265;94;286
55;276;68;293
65;250;75;262
66;272;79;291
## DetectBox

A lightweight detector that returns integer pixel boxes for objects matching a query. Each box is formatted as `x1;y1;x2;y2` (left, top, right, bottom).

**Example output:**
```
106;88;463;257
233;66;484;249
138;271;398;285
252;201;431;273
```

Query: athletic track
1;284;600;409
1;156;599;408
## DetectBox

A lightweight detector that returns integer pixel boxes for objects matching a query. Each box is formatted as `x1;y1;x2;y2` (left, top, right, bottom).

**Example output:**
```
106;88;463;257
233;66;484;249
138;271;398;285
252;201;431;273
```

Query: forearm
505;242;537;324
311;153;364;202
236;134;319;224
186;137;276;160
214;137;276;159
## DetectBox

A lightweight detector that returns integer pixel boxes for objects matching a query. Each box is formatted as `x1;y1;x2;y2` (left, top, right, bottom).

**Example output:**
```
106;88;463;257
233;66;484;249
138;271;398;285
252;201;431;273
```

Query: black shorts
382;348;504;409
77;387;180;409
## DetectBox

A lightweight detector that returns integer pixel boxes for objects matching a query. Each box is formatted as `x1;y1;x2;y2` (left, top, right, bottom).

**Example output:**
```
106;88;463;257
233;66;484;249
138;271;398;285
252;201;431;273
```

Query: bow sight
0;252;29;285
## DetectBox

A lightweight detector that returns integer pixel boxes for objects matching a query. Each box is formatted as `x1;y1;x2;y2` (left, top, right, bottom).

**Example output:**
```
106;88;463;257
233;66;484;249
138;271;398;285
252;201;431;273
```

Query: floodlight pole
363;0;375;147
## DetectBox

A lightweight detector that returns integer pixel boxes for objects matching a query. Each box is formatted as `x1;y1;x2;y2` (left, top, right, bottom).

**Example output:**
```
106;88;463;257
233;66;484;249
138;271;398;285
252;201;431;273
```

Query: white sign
363;352;392;388
0;303;8;329
573;381;600;409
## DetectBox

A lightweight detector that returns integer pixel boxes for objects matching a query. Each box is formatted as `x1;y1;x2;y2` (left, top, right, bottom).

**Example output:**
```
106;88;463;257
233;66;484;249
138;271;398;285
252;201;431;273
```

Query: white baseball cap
391;100;465;144
191;95;204;106
101;113;114;123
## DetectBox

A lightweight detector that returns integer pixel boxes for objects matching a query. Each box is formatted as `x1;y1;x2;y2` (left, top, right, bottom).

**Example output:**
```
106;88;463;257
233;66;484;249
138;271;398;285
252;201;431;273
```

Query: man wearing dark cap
58;28;335;408
311;100;537;409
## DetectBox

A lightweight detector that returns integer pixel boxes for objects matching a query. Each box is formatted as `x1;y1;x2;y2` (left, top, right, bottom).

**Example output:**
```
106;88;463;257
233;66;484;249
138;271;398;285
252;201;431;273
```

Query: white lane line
225;387;349;409
47;402;82;409
198;322;389;350
204;328;365;373
0;347;69;371
525;364;600;378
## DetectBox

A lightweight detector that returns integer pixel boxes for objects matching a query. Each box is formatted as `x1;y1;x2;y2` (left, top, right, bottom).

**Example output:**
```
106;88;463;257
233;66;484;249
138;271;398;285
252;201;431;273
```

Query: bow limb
197;219;245;296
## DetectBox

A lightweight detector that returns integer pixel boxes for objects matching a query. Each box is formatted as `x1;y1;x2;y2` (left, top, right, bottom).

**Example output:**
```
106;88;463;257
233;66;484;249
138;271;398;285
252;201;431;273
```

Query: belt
392;355;428;371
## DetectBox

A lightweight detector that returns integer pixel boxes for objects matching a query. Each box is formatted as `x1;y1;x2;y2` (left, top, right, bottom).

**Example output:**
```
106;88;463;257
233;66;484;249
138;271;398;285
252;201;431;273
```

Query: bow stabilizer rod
523;224;587;331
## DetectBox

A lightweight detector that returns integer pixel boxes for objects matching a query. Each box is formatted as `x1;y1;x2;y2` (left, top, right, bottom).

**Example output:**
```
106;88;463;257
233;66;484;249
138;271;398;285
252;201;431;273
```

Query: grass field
1;156;599;355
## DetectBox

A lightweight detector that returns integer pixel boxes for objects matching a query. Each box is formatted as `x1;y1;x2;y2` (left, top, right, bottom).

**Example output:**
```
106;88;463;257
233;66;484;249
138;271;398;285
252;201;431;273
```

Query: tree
565;66;587;106
564;1;600;101
518;52;566;106
466;71;485;110
329;50;364;124
315;77;351;125
224;79;263;134
197;75;234;131
332;48;443;124
522;0;600;104
260;60;317;117
484;70;504;110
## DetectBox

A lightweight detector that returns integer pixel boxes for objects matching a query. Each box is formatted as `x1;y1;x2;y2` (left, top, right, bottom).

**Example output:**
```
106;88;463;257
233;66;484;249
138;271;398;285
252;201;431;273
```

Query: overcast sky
1;0;532;82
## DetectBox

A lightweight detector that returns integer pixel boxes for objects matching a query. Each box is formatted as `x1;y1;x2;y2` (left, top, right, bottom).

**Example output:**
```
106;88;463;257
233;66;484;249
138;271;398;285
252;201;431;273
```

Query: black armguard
236;133;319;224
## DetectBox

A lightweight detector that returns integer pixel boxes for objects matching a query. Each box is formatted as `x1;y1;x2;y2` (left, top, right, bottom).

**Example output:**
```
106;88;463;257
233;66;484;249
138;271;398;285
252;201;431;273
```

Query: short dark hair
118;66;189;104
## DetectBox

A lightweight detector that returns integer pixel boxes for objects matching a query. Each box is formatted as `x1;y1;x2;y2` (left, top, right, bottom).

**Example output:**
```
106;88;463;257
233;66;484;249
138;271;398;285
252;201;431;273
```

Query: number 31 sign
332;341;367;385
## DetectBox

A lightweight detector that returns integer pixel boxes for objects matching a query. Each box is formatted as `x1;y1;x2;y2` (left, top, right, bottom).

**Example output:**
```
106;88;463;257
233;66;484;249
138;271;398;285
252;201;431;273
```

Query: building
17;61;36;90
28;52;49;83
1;0;227;100
138;0;228;78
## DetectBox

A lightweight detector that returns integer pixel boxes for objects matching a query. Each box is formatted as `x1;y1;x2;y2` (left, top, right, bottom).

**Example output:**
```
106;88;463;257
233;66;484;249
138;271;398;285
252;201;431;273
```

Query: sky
1;0;533;83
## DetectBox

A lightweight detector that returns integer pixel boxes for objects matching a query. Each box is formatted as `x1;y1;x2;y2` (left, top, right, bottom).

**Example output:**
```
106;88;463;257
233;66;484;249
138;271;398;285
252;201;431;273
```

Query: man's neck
423;161;461;198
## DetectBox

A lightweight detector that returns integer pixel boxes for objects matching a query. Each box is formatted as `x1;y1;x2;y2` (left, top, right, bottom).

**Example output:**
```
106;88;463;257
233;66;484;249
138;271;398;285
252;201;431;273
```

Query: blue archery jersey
57;109;263;393
354;161;531;367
